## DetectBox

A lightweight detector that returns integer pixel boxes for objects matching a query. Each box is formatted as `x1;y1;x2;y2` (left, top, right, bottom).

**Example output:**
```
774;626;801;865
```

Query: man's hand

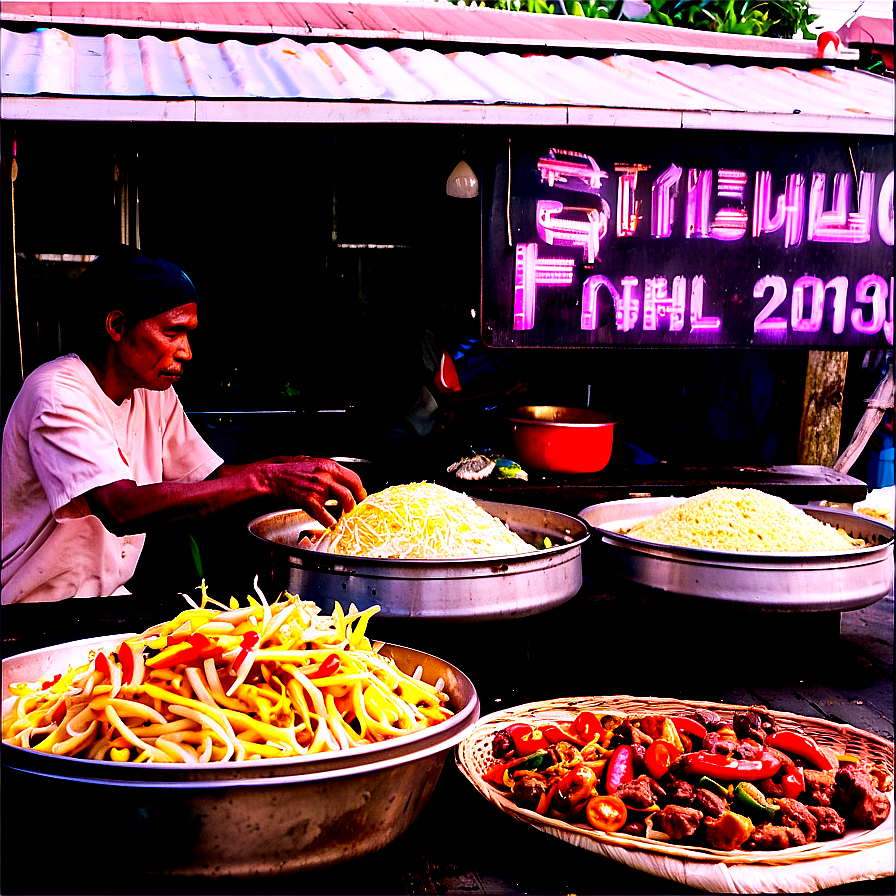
265;457;367;527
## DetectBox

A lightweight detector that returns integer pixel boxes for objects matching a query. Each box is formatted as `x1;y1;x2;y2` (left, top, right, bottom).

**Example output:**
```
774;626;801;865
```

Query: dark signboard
481;131;893;349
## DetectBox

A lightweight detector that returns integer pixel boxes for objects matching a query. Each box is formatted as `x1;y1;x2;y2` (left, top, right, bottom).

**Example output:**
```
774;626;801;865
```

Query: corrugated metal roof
2;27;892;134
0;1;843;59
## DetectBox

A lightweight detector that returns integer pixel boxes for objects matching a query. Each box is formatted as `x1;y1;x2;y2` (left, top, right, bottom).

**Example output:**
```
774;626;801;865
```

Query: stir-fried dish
484;706;892;851
2;584;453;763
314;482;536;560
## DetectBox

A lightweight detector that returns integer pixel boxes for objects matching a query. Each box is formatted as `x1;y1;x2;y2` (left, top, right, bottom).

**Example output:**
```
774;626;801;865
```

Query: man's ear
105;310;127;342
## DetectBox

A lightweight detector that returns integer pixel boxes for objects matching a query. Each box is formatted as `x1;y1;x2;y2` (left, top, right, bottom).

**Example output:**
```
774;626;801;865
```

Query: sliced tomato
585;794;628;833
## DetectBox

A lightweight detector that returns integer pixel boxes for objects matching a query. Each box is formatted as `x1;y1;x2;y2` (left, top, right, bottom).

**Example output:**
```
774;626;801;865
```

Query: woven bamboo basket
456;695;894;869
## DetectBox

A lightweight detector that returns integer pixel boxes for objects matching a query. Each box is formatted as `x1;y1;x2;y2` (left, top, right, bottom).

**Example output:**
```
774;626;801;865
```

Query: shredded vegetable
318;481;536;559
2;581;453;763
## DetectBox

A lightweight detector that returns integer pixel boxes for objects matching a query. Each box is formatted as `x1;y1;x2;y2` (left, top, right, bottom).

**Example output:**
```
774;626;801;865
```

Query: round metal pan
248;499;589;622
578;496;894;612
2;634;479;876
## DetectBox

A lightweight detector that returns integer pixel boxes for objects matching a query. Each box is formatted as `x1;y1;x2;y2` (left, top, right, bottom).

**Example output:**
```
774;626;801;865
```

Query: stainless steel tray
2;634;479;876
578;496;894;612
249;499;589;622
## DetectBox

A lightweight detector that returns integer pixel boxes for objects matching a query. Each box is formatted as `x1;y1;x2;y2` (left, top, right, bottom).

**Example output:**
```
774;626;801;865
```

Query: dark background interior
1;120;888;601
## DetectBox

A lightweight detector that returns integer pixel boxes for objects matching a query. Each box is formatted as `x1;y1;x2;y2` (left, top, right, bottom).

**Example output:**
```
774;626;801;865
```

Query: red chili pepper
307;653;341;680
572;710;603;742
49;700;67;723
94;652;112;677
505;723;549;757
781;765;806;799
685;750;781;782
188;632;225;660
538;722;584;745
230;630;262;674
483;754;534;784
670;716;707;744
765;730;836;771
604;744;634;794
644;739;681;780
40;674;62;690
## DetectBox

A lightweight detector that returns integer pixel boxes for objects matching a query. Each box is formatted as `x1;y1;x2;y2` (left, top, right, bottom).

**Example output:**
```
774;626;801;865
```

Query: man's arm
84;457;366;535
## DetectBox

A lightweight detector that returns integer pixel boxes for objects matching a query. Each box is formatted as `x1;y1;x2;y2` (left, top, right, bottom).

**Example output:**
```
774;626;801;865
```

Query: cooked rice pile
623;487;863;553
321;481;536;560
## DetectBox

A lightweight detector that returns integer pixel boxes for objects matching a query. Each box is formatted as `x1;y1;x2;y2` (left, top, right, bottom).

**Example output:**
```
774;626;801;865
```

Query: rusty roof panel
1;26;892;132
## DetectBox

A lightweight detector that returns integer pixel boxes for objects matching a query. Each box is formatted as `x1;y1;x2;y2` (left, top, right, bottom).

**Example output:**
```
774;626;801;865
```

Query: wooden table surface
2;582;893;896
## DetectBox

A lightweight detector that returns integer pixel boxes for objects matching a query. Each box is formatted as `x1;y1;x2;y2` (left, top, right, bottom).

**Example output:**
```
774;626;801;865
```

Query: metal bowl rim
2;637;479;779
579;500;894;562
248;498;590;566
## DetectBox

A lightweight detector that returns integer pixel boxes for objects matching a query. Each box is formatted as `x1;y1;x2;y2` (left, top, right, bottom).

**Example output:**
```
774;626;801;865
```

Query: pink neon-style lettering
753;172;805;247
753;276;789;332
537;148;607;191
689;276;721;330
615;163;649;237
670;277;687;332
886;277;894;346
536;199;608;264
513;243;538;330
581;275;617;330
808;172;874;244
852;275;887;335
717;169;748;201
791;276;825;333
828;276;850;335
686;169;712;238
614;276;640;332
651;164;682;238
878;171;894;246
534;257;576;285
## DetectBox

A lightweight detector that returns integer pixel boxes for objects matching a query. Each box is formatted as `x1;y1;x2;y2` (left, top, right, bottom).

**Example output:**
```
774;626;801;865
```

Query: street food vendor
1;248;367;604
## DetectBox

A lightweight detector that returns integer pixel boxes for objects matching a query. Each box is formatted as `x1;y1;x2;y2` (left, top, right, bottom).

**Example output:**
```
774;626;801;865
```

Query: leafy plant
451;0;819;39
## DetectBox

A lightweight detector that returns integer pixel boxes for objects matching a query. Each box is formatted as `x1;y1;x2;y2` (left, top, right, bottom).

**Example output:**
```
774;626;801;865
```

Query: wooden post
798;350;849;467
835;355;895;474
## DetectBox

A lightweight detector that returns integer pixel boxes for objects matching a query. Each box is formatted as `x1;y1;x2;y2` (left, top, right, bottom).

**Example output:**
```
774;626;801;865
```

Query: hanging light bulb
446;159;479;199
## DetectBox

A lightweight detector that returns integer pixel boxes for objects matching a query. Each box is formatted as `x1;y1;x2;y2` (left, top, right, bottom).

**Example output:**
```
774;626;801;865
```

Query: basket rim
456;695;894;868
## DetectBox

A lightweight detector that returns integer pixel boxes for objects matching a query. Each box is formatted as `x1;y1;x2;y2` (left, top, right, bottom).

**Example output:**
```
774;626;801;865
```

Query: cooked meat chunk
692;710;725;731
664;778;695;807
615;719;654;747
616;775;666;809
693;787;729;819
621;820;646;837
702;731;740;755
510;774;546;808
834;766;892;828
808;805;847;840
804;769;837;808
774;797;818;843
656;805;704;840
745;824;807;850
702;811;754;850
733;706;777;743
492;729;514;760
755;776;784;799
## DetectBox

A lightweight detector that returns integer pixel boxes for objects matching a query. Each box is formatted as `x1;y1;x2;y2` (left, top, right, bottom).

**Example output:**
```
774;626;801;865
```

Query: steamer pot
578;497;894;612
248;499;589;621
505;406;617;474
1;635;479;877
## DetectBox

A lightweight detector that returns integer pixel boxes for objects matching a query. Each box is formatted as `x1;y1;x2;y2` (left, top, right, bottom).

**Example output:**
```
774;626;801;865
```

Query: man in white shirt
1;248;366;604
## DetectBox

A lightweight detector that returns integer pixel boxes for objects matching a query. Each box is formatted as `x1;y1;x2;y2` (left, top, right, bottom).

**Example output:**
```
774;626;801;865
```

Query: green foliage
452;0;819;39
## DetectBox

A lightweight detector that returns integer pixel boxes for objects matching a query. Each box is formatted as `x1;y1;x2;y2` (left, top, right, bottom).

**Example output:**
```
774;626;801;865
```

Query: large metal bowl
578;496;894;612
1;634;479;877
248;499;589;622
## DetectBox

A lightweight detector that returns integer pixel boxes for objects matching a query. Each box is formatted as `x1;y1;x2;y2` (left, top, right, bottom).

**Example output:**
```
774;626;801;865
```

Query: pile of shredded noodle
1;582;453;763
623;487;864;553
319;482;536;560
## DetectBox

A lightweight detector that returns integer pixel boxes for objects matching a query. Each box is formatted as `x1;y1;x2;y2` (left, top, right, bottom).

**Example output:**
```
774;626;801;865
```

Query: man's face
115;303;198;392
